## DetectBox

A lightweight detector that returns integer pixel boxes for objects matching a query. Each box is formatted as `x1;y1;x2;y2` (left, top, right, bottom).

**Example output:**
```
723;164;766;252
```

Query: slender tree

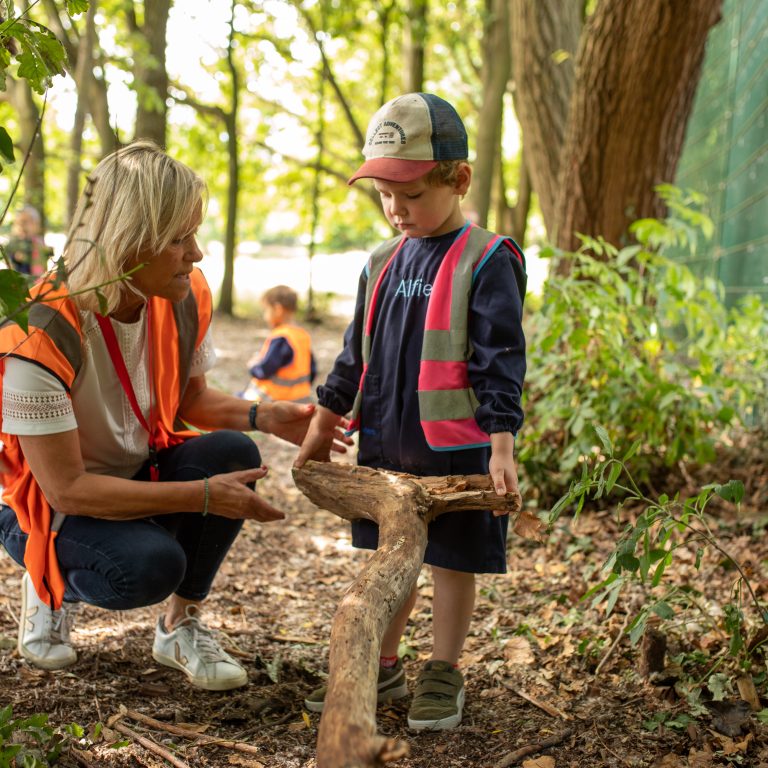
127;0;172;146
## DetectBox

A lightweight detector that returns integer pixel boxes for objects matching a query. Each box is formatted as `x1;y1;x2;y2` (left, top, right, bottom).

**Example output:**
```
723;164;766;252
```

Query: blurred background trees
0;0;764;314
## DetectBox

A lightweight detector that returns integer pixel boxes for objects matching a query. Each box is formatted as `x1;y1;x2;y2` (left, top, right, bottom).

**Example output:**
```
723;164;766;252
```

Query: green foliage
0;705;122;766
520;191;768;504
550;429;764;685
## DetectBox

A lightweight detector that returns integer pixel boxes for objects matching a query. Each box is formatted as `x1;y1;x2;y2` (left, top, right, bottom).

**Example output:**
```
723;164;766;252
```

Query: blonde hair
63;141;207;313
425;160;465;187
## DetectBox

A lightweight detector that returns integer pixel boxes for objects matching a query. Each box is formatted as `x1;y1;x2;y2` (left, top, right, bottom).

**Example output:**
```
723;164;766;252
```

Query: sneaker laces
177;616;230;664
50;602;78;646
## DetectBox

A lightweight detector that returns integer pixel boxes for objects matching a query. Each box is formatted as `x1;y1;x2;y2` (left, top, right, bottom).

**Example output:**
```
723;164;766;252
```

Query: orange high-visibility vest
0;269;213;609
348;221;525;450
252;324;313;402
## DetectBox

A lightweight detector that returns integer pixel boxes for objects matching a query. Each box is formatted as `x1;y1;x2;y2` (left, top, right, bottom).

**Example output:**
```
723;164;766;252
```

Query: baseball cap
348;93;468;185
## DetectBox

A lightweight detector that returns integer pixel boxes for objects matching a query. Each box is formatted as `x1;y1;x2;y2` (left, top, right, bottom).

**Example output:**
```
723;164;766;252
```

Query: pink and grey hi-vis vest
348;221;525;451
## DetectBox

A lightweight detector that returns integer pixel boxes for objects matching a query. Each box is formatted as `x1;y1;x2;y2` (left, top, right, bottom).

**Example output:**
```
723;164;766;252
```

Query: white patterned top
2;305;216;479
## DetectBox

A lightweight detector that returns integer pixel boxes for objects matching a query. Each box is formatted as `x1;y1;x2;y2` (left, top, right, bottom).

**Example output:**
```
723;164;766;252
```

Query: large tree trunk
510;0;581;233
293;461;537;768
467;0;510;227
553;0;723;252
132;0;171;146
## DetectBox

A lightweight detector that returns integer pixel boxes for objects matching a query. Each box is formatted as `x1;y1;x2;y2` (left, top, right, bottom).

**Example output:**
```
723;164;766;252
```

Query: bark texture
293;462;526;768
468;0;511;227
132;0;171;146
554;0;723;252
510;0;581;231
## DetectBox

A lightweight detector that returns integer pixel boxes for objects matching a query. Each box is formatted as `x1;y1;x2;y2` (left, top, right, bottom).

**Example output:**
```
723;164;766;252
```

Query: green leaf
652;601;675;620
594;424;613;455
605;462;622;494
707;672;731;701
0;268;32;326
0;126;14;162
95;290;108;315
66;0;89;14
716;480;744;504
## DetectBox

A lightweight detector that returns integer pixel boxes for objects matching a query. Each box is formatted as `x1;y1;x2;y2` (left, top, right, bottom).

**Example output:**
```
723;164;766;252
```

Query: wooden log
293;461;530;768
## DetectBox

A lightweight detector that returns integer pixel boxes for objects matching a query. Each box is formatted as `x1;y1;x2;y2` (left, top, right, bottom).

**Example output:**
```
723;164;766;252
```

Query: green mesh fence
674;0;768;304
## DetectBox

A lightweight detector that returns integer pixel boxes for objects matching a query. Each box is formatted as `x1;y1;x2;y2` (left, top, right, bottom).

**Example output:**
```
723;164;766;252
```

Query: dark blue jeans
0;430;261;609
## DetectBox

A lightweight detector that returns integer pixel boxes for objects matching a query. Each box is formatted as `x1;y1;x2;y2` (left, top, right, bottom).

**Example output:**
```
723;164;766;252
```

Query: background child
295;92;527;730
242;284;316;403
5;205;52;277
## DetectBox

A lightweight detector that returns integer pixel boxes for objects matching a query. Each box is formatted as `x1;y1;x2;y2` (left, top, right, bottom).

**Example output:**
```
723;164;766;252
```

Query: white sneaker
17;572;78;670
152;612;248;691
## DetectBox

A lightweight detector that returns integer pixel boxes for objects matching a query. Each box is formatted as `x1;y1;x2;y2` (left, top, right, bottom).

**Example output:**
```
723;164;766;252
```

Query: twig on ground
595;609;634;676
494;726;575;768
503;683;571;720
121;709;263;756
112;722;191;768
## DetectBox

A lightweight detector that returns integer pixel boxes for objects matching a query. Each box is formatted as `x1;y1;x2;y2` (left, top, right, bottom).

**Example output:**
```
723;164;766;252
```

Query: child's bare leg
431;566;475;665
380;581;418;657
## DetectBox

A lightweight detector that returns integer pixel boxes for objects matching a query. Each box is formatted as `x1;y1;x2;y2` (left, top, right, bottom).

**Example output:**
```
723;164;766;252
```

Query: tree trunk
402;0;427;93
7;80;46;225
133;0;171;146
43;0;118;158
468;0;510;227
293;461;536;768
510;0;581;234
67;0;97;225
553;0;723;253
218;2;240;316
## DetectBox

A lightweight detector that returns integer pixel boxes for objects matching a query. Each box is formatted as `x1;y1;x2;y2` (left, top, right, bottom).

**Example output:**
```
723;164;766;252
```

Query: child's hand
293;405;351;468
489;432;520;515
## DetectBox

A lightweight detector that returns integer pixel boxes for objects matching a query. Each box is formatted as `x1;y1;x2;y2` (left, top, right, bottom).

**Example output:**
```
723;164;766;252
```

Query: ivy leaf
0;125;14;162
706;672;731;702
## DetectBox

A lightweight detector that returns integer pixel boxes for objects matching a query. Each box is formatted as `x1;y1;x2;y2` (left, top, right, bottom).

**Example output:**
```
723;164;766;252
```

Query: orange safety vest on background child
250;324;314;402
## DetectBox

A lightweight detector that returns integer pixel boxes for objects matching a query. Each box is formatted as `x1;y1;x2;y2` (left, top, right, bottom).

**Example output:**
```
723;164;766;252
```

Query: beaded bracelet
202;476;209;517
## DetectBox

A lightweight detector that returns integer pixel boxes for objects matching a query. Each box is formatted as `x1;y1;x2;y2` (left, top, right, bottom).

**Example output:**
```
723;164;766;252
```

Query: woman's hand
206;466;284;521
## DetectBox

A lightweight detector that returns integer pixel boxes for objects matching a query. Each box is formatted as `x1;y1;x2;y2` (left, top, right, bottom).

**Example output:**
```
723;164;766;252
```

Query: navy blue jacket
318;228;526;478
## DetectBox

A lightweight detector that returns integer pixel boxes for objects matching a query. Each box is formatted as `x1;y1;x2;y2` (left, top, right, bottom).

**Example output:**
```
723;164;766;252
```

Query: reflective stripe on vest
253;323;313;401
348;221;524;450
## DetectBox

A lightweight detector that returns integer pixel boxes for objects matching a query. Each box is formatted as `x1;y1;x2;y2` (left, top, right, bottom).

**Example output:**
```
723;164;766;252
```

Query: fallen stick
293;461;535;768
266;633;322;645
121;708;263;756
503;683;571;720
493;726;575;768
112;721;191;768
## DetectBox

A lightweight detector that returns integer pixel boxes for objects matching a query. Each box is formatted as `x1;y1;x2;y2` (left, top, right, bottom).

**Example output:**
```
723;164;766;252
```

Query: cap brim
347;158;438;185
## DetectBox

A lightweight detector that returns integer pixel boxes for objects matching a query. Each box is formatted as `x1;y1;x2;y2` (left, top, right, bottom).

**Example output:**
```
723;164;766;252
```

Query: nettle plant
519;186;768;506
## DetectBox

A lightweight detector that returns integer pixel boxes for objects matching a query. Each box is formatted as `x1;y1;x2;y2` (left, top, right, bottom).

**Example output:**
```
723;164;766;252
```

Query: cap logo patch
369;120;406;147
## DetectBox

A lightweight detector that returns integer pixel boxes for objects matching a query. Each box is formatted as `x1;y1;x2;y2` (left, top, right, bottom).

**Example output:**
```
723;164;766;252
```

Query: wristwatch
248;400;260;431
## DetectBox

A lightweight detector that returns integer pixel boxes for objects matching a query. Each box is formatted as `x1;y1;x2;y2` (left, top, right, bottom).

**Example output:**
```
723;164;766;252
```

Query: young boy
294;93;526;730
242;285;316;403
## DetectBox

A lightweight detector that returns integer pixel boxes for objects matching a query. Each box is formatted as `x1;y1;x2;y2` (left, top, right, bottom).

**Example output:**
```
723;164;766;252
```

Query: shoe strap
414;670;462;700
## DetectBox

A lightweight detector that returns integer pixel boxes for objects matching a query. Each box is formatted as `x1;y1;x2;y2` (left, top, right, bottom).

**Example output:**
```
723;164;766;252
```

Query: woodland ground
1;309;767;768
